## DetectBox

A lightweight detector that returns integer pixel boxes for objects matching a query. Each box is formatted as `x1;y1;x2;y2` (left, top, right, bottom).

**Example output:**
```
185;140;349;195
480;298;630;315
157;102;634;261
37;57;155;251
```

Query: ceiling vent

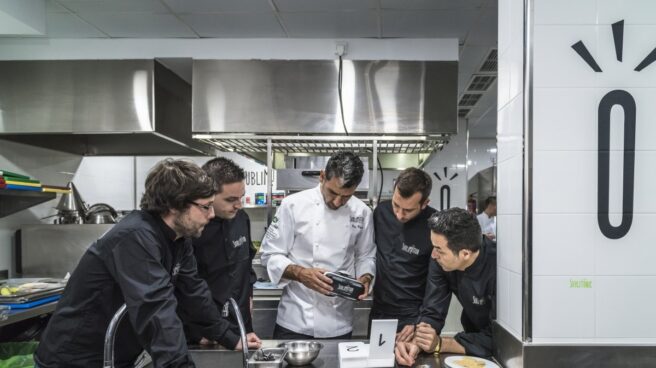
458;93;482;107
479;49;498;73
466;75;497;92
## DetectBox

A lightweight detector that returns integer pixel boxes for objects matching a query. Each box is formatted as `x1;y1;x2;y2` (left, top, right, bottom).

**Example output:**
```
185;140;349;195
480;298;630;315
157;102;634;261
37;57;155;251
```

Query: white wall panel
498;94;523;140
595;215;656;276
498;48;512;109
596;26;656;88
533;214;596;276
508;37;524;102
509;270;523;335
533;151;597;214
596;0;656;25
533;88;600;151
497;214;522;274
467;138;496;179
496;136;522;165
596;276;656;337
497;154;522;215
498;0;511;55
497;266;511;328
633;151;656;213
496;0;524;342
534;25;598;88
533;276;595;338
531;0;656;343
534;0;597;25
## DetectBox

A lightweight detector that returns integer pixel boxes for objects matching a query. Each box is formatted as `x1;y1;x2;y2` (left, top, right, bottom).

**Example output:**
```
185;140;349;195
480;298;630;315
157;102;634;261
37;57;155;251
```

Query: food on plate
454;356;486;368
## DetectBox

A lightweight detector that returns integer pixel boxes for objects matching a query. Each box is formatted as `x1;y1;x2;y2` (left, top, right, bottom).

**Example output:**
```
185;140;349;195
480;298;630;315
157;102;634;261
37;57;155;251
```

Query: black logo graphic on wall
572;20;656;239
433;167;459;211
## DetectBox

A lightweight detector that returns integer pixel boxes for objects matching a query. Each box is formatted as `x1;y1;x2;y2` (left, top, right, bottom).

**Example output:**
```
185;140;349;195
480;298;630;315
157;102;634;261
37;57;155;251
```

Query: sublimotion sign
571;19;656;239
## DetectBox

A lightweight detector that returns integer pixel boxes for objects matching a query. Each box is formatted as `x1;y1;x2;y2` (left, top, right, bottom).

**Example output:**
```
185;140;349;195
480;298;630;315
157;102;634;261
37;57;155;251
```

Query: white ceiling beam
0;38;458;61
0;0;45;36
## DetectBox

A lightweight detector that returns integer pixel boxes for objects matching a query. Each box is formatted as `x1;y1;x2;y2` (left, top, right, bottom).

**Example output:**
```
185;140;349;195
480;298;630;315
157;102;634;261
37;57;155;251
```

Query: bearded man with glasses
35;159;243;368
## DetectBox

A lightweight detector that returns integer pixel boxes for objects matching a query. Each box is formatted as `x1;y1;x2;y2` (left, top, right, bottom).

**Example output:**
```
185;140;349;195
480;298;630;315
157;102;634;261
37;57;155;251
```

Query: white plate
444;355;500;368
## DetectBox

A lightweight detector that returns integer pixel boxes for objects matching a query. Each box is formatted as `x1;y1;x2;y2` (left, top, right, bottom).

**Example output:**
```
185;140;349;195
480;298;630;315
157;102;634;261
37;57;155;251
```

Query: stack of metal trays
0;278;66;304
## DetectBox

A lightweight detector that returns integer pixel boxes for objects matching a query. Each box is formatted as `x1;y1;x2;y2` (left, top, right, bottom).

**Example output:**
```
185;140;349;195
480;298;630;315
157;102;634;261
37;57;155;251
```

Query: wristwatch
433;335;442;356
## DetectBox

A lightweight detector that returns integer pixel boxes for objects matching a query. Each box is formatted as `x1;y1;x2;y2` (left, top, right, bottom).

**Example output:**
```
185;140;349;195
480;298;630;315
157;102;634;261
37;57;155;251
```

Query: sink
140;349;245;368
190;349;245;368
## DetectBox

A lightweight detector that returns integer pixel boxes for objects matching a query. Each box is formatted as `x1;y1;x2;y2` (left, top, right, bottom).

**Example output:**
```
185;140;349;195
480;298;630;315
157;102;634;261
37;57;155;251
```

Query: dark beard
173;216;203;238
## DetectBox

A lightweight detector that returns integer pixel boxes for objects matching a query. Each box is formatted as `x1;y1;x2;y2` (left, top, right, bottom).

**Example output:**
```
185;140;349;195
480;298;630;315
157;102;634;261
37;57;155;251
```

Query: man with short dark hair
35;159;243;368
395;208;496;366
477;196;497;240
181;157;262;350
261;151;376;339
370;168;437;342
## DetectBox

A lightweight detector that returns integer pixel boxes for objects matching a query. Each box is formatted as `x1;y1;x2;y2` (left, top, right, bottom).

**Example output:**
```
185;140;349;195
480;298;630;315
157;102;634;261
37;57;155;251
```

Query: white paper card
368;319;398;361
338;342;368;368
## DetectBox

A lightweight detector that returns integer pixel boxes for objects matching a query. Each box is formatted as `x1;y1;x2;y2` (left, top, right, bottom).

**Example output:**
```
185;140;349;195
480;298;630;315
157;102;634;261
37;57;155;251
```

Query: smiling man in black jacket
370;168;437;342
395;208;496;366
180;157;262;350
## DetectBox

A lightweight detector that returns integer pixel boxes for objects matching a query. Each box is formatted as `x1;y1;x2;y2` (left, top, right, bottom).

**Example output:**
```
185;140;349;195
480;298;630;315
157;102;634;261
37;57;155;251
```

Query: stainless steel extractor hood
0;60;214;156
192;59;457;155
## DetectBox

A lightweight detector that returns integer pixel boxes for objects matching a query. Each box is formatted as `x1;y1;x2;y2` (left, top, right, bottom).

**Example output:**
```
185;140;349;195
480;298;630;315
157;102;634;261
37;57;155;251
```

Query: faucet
224;297;249;368
103;303;128;368
103;299;249;368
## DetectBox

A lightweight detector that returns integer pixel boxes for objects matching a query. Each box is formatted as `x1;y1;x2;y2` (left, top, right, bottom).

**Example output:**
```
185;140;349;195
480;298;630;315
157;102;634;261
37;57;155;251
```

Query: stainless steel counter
252;290;373;339
188;339;451;368
0;301;56;328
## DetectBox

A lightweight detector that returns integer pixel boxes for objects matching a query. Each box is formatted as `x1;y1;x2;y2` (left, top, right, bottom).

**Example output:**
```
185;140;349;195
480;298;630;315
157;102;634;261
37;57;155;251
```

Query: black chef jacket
371;200;436;329
34;210;238;368
182;210;256;342
418;237;497;357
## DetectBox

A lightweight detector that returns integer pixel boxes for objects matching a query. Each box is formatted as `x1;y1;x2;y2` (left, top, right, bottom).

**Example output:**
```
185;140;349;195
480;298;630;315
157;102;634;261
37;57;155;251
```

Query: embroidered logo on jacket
472;295;485;306
265;217;280;240
232;235;247;248
401;243;420;255
350;216;364;229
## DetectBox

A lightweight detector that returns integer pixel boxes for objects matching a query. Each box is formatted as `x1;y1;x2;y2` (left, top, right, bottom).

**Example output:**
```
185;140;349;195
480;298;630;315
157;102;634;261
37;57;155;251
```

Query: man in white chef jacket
261;151;376;339
476;196;496;241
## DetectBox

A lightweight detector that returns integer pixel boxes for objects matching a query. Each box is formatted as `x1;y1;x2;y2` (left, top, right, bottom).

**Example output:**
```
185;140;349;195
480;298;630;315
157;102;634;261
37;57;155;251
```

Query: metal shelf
0;301;57;328
193;134;447;154
0;189;56;218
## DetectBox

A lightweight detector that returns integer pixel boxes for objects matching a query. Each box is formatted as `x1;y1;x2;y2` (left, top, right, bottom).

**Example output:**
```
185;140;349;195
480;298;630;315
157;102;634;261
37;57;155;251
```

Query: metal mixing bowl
277;341;323;366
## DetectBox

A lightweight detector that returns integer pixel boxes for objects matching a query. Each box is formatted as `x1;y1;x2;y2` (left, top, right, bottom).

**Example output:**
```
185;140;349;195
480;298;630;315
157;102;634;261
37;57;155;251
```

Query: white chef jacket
477;212;496;236
260;185;376;337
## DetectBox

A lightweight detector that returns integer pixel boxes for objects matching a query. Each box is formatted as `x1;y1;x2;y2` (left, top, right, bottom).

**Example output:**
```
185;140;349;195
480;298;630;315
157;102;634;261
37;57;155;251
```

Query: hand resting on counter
199;332;262;351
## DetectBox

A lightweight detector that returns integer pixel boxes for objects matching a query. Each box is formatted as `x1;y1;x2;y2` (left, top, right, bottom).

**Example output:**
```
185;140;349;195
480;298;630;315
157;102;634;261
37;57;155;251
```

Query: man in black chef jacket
34;159;244;368
370;168;437;342
395;208;496;366
180;157;262;350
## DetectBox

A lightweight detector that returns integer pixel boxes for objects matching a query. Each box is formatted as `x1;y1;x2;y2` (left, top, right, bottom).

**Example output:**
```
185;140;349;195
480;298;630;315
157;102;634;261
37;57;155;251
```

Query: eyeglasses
188;201;214;212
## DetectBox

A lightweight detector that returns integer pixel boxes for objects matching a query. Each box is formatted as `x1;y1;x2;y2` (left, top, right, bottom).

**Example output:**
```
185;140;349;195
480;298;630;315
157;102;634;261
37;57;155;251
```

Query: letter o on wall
597;89;636;239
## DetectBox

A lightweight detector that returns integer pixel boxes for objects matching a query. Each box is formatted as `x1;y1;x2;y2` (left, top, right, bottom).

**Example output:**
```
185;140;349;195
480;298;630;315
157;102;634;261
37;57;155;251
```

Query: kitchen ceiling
35;0;498;138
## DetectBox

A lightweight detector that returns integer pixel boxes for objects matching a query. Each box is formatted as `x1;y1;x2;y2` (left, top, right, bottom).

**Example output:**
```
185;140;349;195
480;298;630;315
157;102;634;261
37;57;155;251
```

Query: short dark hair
395;168;432;203
140;159;218;215
428;208;482;255
324;151;364;188
202;157;245;193
484;196;497;209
